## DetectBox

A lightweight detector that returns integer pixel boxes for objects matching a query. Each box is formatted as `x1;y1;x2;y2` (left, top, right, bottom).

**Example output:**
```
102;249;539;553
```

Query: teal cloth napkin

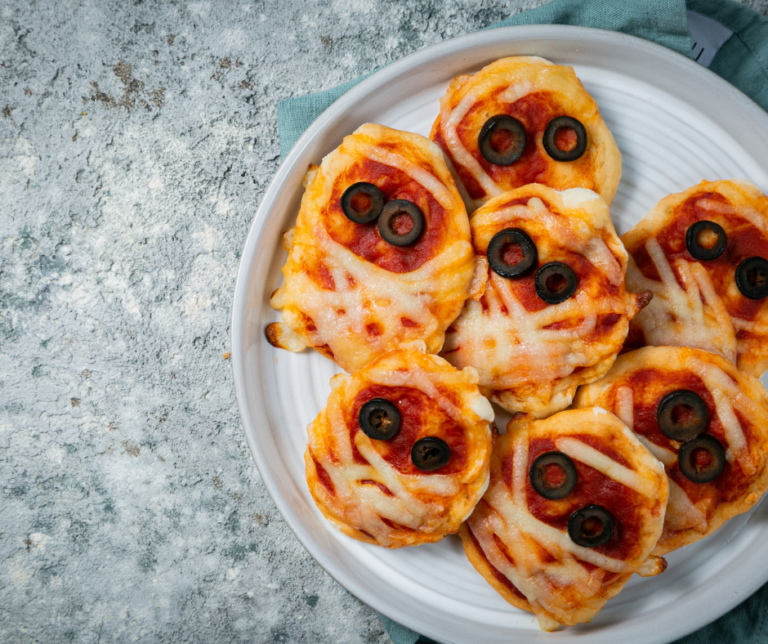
275;0;768;641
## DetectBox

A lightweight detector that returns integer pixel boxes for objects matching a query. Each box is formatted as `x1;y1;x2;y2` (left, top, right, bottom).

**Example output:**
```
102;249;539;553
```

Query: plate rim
231;23;768;644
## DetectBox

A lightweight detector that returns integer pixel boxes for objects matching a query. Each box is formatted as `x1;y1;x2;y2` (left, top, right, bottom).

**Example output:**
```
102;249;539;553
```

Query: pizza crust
461;408;668;630
441;183;647;417
622;179;768;378
430;56;621;209
269;123;475;373
573;346;768;555
305;346;494;548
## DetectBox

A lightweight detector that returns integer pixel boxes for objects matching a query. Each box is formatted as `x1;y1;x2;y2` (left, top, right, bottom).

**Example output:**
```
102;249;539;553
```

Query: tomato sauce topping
624;368;753;508
436;91;594;200
525;437;646;561
350;385;468;475
631;191;768;322
325;159;447;273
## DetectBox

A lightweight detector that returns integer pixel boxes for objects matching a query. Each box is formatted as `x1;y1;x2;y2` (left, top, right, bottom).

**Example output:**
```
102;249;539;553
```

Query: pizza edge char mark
441;183;651;418
461;408;668;631
573;345;768;556
305;345;494;548
429;55;622;209
622;178;768;378
268;123;475;373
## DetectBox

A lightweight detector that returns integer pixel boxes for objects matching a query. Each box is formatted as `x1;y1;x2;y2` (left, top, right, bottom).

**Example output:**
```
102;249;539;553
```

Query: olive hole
490;128;516;153
747;265;768;288
370;410;393;432
671;403;695;426
696;228;720;250
545;272;568;295
581;516;605;539
390;212;414;235
350;192;372;215
691;447;714;471
554;126;578;152
501;242;524;266
542;463;566;488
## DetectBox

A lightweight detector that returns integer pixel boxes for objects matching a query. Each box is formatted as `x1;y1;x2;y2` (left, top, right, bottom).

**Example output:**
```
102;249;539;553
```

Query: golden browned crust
305;346;494;548
622;179;768;378
430;56;621;208
461;408;668;630
573;346;768;555
269;123;475;373
441;183;638;418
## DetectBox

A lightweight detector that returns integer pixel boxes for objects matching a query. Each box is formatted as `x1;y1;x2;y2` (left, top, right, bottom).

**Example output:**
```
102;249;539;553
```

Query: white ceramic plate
232;25;768;644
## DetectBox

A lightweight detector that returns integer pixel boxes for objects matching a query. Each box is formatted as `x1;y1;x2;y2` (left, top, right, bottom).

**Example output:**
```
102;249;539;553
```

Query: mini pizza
430;56;621;210
623;179;768;377
305;344;494;548
441;184;649;418
573;346;768;555
461;409;668;631
268;123;475;373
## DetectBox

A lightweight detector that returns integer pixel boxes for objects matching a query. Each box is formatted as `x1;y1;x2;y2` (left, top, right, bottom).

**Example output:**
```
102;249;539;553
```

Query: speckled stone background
3;1;768;642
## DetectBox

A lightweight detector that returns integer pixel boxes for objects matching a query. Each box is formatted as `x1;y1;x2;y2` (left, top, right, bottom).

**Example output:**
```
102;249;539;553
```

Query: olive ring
678;435;726;484
736;256;768;300
568;505;614;548
543;116;587;162
530;451;578;500
411;437;451;472
340;182;384;224
685;220;727;261
478;115;527;166
359;398;401;441
487;228;538;278
656;390;709;441
535;262;578;304
377;200;425;247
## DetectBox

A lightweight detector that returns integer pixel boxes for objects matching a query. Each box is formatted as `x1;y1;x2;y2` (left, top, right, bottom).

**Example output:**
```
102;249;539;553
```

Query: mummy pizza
430;56;621;210
461;409;668;631
305;345;494;548
268;123;475;373
623;179;768;377
441;184;649;418
574;346;768;555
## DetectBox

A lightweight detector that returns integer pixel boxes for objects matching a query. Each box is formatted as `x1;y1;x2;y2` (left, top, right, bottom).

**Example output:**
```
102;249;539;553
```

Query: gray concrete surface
2;1;768;643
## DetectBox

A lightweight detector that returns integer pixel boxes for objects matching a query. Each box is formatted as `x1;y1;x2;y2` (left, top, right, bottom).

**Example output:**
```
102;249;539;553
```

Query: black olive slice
478;115;527;166
340;182;384;224
535;262;578;304
543;116;587;162
568;505;614;548
377;200;425;246
411;437;451;472
359;398;400;441
487;228;538;278
685;220;727;261
736;256;768;299
530;452;578;500
678;435;726;483
657;390;709;441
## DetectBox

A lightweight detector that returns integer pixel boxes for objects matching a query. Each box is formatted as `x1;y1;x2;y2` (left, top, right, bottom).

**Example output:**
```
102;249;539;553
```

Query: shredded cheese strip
365;145;456;209
665;478;708;532
615;386;634;429
441;90;503;198
556;437;659;498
